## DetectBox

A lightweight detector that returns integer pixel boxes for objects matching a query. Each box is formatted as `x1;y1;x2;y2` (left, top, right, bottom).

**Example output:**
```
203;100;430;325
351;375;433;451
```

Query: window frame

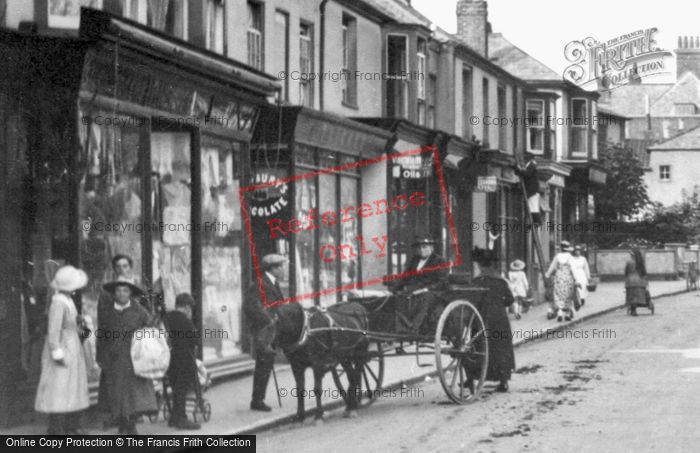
571;97;589;157
205;0;225;54
659;165;671;182
386;33;409;119
299;21;314;108
247;1;264;71
526;98;545;154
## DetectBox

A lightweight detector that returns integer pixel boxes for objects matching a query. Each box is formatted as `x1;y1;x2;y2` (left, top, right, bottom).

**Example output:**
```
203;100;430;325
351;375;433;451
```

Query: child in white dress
507;259;529;320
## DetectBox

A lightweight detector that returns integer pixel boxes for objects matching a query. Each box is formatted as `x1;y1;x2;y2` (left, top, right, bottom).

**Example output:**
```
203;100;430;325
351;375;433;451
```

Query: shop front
251;106;392;306
564;162;608;244
0;10;278;426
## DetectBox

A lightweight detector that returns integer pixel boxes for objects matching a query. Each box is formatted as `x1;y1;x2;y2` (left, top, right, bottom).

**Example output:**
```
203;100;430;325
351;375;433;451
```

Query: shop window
78;119;144;337
318;167;337;305
571;98;588;155
294;170;317;306
339;168;360;291
247;1;264;70
200;139;245;360
300;22;314;107
206;0;225;54
526;99;544;153
150;132;192;312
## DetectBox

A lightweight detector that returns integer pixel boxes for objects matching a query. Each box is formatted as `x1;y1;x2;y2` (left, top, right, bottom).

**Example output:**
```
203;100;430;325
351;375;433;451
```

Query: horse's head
271;302;306;349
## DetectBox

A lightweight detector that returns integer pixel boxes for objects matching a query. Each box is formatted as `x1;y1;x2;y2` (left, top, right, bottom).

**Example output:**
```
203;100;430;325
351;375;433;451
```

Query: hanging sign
249;172;289;217
392;154;433;179
475;176;498;192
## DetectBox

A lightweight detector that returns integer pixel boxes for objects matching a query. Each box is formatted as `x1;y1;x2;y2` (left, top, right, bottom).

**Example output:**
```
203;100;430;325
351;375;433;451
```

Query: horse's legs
343;360;360;418
291;362;306;422
312;365;325;421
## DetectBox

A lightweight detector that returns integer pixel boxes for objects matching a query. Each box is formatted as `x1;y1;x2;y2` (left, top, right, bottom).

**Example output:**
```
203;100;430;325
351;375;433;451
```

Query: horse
272;301;370;422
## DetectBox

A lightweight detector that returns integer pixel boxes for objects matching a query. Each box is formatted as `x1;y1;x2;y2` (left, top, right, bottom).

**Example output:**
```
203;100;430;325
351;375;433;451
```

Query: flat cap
262;254;287;266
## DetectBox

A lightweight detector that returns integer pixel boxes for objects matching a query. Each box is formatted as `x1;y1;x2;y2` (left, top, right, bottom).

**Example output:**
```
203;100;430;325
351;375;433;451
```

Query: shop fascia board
79;8;280;98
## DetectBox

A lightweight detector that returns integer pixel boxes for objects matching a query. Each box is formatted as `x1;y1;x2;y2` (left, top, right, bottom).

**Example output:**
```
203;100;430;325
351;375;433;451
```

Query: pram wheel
650;301;655;315
202;401;211;422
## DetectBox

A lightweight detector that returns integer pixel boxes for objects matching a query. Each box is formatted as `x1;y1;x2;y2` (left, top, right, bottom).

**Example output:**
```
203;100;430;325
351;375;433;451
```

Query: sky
410;0;699;83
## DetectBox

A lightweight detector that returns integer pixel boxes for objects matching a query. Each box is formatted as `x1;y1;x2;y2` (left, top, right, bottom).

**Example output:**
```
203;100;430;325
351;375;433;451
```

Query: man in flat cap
244;253;287;412
389;236;448;335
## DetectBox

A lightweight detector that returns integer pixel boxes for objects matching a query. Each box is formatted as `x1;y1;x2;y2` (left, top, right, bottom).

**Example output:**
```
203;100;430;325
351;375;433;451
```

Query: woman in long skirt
468;247;516;392
625;249;648;316
571;245;591;308
545;241;576;321
35;266;90;435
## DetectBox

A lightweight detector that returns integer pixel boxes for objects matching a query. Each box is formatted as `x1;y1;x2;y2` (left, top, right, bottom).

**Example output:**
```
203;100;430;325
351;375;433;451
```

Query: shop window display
200;139;245;360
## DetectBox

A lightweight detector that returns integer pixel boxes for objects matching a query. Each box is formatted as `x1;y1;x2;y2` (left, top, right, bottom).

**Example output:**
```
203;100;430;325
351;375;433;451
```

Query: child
507;259;529;320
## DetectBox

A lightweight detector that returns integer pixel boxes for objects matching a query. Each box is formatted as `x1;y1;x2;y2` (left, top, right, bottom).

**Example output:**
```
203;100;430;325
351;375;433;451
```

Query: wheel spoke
362;368;371;394
459;362;465;400
364;362;379;383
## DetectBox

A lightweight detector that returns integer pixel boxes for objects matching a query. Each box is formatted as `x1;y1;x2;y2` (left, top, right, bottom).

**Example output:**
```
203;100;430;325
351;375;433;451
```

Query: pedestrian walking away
625;249;650;316
571;245;591;309
34;265;90;435
469;247;516;393
545;241;577;321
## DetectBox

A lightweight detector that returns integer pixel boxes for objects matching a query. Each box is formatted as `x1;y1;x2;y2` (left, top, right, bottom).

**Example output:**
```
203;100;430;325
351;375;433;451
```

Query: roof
488;33;562;82
648;126;700;150
596;72;700;118
361;0;432;27
597;105;629;119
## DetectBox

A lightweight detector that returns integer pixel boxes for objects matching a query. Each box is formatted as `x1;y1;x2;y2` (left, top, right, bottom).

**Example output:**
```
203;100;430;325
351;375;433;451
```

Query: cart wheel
332;341;384;407
200;401;211;422
435;300;488;404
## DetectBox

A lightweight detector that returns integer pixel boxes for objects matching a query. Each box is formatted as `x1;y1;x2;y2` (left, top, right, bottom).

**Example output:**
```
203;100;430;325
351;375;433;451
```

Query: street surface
257;291;700;453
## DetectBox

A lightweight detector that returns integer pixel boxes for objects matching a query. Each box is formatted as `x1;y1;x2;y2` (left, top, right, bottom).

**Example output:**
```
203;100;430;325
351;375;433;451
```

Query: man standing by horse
244;253;287;412
390;236;448;336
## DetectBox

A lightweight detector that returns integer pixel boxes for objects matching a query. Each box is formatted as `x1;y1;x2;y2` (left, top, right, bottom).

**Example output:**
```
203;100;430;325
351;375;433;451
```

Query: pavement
3;279;687;436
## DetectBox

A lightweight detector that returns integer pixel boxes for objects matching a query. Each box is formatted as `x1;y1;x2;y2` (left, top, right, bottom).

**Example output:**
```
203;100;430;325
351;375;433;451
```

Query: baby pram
150;357;212;424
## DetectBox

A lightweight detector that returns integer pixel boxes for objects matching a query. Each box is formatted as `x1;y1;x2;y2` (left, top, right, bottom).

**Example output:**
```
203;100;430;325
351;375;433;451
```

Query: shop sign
249;172;289;217
392;154;433;179
548;174;566;188
475;176;498;192
589;168;607;185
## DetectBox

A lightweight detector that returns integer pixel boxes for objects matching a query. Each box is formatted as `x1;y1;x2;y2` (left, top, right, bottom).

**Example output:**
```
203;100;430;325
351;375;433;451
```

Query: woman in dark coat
97;279;158;434
625;249;648;316
469;247;516;392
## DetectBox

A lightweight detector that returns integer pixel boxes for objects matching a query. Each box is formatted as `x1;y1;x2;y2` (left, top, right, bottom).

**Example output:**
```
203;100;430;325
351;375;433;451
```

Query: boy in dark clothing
164;293;201;430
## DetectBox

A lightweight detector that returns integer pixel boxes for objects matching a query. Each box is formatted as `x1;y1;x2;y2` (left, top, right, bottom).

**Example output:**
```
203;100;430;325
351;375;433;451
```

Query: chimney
676;35;700;80
456;0;488;58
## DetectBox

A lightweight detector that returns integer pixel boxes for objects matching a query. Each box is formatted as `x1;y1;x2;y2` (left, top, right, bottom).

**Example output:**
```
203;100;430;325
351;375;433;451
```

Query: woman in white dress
570;245;591;308
545;241;576;321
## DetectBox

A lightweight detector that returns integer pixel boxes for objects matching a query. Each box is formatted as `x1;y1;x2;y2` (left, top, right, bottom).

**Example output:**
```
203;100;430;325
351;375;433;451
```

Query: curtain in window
147;0;170;31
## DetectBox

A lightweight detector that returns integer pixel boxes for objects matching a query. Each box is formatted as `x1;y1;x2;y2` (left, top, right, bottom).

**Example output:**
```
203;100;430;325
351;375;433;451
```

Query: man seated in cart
387;236;449;336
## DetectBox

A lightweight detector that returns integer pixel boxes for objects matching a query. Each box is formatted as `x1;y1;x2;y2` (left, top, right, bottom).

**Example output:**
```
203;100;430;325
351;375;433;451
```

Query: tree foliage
593;142;650;221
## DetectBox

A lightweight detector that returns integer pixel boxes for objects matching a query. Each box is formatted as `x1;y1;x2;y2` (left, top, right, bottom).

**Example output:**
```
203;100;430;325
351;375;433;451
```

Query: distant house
646;126;700;206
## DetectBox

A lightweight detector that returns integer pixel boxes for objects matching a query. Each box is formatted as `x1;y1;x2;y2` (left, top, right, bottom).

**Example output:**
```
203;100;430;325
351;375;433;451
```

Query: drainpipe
320;0;330;111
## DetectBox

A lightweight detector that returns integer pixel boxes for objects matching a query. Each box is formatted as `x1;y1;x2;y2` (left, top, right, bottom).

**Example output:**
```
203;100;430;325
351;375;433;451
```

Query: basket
587;276;599;292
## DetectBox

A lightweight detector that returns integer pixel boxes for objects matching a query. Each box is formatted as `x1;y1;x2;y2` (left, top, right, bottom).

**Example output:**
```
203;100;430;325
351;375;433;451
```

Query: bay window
571;98;588;155
526;99;544;153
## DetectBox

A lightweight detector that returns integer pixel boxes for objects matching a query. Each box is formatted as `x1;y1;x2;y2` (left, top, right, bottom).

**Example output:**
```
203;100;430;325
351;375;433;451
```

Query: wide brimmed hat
472;247;498;266
510;259;526;271
50;265;88;292
262;253;287;267
102;277;145;297
560;240;573;252
412;236;437;247
175;293;196;307
574;245;583;251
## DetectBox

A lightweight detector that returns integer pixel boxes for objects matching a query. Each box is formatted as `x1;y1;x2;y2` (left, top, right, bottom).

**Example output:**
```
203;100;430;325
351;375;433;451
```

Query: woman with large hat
466;247;516;392
35;265;90;434
545;241;577;321
96;277;157;434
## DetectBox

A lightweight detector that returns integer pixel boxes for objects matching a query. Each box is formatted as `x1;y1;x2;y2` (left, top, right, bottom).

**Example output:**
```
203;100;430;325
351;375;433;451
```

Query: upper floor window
526;99;544;153
122;0;145;24
659;165;671;181
273;11;289;102
497;84;507;151
462;66;473;139
342;14;357;106
571;98;588;155
482;78;489;147
674;103;697;115
206;0;225;53
247;1;264;70
300;22;314;108
549;99;557;156
416;38;427;125
386;34;408;118
428;73;437;129
118;0;187;39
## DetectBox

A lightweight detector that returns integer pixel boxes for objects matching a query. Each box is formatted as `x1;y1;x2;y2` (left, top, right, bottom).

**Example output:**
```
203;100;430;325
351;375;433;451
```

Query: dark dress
625;260;648;307
96;302;158;418
163;310;198;421
470;275;516;382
